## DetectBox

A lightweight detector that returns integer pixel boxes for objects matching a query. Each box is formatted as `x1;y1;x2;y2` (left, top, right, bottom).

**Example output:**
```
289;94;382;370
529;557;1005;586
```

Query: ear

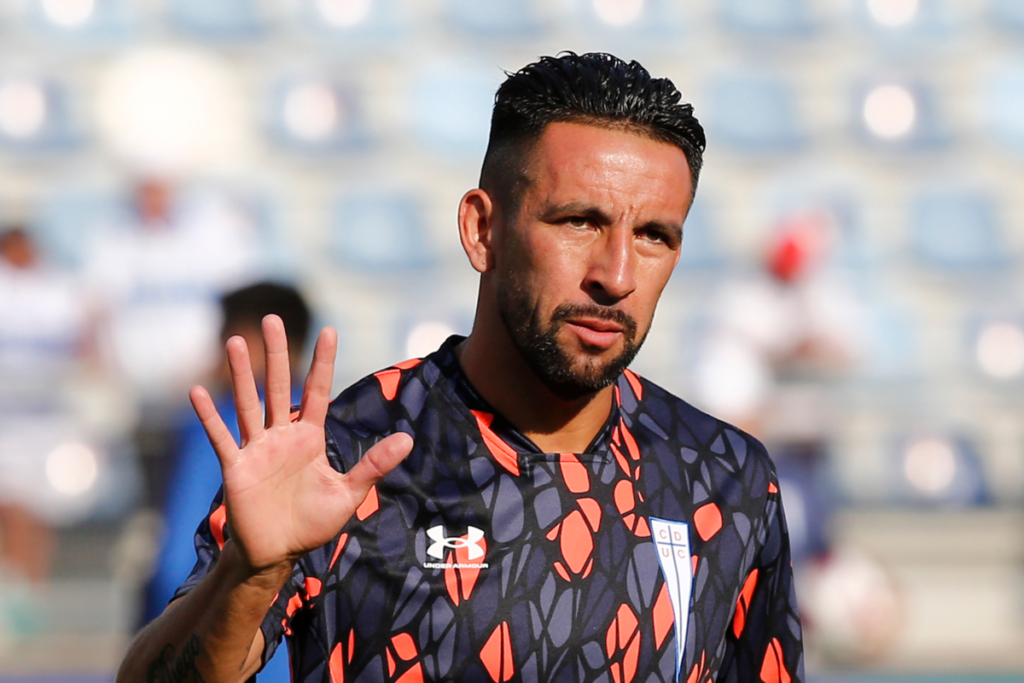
458;188;497;274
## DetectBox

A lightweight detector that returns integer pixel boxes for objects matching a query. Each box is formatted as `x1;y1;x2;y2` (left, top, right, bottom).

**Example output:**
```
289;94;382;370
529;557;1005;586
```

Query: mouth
564;318;625;349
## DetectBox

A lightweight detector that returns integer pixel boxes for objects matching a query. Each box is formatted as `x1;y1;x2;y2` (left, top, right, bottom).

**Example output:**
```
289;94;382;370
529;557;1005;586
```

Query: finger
299;327;337;427
226;335;263;445
263;314;293;428
343;432;414;504
190;385;241;471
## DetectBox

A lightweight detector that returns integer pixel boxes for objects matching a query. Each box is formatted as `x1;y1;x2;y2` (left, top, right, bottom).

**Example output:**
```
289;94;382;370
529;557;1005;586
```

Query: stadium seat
34;187;125;267
0;77;82;153
29;0;133;43
268;75;369;153
410;62;494;157
331;192;435;271
301;0;405;43
853;78;948;150
704;70;806;152
989;0;1024;34
854;0;959;44
719;0;813;37
982;57;1024;153
442;0;539;37
677;197;727;270
908;190;1010;271
890;433;990;506
167;0;267;40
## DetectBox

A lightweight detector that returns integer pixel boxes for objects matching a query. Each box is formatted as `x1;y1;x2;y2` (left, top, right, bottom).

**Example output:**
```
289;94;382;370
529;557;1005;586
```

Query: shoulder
324;339;460;468
618;370;777;495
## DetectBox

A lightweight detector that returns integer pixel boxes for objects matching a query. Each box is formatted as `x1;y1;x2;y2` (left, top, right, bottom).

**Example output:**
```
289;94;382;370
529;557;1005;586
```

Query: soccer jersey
177;336;803;683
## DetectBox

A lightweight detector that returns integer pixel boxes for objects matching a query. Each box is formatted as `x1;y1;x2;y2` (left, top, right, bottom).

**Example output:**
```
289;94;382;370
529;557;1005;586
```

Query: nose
583;227;637;305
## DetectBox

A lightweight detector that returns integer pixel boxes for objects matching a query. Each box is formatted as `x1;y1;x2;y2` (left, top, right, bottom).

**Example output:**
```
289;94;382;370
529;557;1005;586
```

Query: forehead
522;121;693;214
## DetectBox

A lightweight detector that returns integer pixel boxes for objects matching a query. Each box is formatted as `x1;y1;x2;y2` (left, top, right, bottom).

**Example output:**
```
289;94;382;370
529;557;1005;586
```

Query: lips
565;318;624;349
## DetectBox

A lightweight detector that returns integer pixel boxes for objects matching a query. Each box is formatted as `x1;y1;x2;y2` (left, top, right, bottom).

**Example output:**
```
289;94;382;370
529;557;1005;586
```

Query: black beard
497;279;645;401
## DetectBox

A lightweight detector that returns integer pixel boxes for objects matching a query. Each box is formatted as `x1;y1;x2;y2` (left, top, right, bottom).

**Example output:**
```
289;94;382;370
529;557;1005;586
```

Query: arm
720;476;805;683
117;316;413;683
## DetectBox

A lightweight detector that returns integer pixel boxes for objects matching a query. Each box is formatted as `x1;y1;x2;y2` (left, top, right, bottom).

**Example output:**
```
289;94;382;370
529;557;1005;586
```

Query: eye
566;216;589;228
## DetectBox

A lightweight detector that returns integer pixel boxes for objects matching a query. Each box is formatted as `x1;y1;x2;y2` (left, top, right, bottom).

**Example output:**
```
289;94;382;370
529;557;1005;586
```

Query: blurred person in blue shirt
143;281;311;680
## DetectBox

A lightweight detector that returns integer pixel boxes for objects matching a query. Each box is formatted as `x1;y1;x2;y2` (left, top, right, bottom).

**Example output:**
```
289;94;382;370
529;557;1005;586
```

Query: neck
456;311;616;454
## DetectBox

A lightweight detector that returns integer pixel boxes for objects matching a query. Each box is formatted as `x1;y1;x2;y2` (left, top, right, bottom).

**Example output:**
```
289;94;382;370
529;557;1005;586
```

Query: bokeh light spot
592;0;645;27
46;442;99;497
866;0;919;28
977;322;1024;380
863;85;916;139
0;81;47;139
316;0;372;27
406;322;455;358
284;83;340;142
904;438;956;495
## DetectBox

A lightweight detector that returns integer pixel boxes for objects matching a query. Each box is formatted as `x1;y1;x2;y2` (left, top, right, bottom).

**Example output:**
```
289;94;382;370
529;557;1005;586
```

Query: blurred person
142;281;312;681
0;225;88;632
84;177;263;404
83;177;266;511
118;53;803;683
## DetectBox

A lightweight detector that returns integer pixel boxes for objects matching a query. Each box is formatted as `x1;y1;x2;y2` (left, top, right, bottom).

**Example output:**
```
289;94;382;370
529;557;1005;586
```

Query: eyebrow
539;201;684;244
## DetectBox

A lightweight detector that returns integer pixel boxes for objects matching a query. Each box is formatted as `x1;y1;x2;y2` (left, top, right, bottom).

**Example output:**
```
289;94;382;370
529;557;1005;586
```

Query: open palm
189;315;412;573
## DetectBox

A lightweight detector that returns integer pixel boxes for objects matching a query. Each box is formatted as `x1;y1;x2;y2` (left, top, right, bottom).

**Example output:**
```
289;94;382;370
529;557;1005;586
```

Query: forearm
117;541;293;683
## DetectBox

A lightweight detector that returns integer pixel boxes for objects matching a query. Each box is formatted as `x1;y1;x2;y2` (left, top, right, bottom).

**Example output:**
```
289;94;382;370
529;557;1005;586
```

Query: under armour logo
426;525;485;560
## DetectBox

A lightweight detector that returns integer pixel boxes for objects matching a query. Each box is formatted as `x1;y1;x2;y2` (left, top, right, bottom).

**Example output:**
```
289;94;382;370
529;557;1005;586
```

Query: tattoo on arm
147;634;206;683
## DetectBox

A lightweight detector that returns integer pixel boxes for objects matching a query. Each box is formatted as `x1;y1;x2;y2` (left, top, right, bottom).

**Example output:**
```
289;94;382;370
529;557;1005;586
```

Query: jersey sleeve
170;486;309;671
718;473;805;683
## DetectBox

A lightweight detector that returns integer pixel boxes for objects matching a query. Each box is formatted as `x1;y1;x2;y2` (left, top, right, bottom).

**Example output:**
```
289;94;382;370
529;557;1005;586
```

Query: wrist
218;541;296;592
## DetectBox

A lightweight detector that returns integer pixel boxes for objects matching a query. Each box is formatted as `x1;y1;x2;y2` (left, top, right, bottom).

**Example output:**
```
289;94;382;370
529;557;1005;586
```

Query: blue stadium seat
331;192;435;271
858;300;921;381
301;0;404;42
0;77;82;153
30;0;133;43
908;190;1010;270
719;0;813;37
410;62;495;157
983;58;1024;153
853;78;948;150
35;187;126;267
443;0;539;37
268;76;369;153
989;0;1024;33
167;0;267;40
855;0;958;44
704;70;806;152
890;433;990;506
576;0;686;38
677;197;727;270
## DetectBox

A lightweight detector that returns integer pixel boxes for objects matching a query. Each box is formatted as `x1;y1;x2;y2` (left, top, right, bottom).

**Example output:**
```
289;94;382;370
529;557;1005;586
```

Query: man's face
492;122;693;399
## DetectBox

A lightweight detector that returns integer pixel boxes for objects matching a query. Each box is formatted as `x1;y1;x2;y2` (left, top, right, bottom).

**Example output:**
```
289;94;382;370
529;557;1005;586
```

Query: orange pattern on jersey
329;642;345;683
374;368;402;401
305;576;322;599
470;410;520;475
768;481;779;494
760;638;791;683
480;622;514;682
328;532;349;571
623;369;643;401
613;480;651;537
652;582;675;649
208;503;227;550
559;453;590;493
355;485;379;520
693;503;723;541
732;569;759;638
444;532;487;605
686;651;710;683
606;603;641;683
386;633;424;683
393;358;423;370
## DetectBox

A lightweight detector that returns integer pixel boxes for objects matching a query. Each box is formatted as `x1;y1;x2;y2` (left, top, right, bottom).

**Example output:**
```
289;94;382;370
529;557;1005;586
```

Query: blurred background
0;0;1022;681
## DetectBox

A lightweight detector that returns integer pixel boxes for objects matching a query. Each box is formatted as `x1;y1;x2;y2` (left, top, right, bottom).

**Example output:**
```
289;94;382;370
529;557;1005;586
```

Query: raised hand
189;315;413;574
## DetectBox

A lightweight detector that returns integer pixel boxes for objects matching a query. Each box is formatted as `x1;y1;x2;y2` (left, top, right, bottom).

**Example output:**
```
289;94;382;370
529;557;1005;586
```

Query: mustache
550;303;638;339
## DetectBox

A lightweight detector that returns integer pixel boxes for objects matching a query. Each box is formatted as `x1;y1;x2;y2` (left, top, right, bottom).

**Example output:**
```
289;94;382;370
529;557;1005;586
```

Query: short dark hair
480;52;706;212
220;281;312;350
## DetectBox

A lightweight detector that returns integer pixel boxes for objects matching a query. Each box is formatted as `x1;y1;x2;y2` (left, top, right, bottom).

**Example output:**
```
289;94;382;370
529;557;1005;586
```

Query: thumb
343;432;414;504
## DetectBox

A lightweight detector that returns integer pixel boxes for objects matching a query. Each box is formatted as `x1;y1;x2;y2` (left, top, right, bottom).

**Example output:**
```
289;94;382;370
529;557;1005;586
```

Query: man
118;52;803;683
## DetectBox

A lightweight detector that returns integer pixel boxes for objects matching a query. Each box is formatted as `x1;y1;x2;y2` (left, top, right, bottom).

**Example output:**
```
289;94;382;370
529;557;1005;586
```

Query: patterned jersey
177;336;804;683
